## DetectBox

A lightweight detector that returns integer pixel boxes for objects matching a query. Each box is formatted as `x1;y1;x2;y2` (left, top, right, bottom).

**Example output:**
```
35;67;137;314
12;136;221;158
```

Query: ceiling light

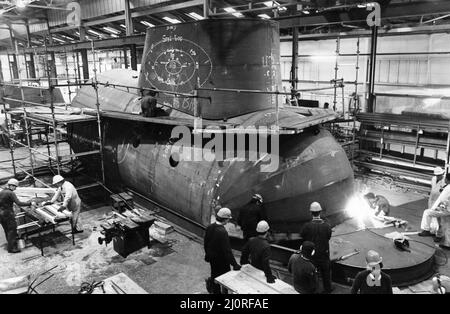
110;34;118;38
258;14;271;19
224;7;244;17
16;0;30;8
0;9;4;15
357;4;367;8
103;26;120;34
263;1;286;11
188;12;204;20
60;35;74;40
140;21;155;27
75;31;80;36
302;10;310;14
87;29;103;37
162;17;181;24
53;37;65;43
119;24;126;28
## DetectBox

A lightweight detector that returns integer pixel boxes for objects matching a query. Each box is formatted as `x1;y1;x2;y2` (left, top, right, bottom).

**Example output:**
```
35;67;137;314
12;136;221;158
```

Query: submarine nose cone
218;128;354;232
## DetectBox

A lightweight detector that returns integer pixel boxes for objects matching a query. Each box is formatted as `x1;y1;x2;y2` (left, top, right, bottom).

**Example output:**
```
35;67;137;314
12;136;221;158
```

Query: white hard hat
309;202;322;212
366;250;383;267
7;178;19;187
434;167;445;176
256;220;270;233
217;207;232;219
52;175;64;185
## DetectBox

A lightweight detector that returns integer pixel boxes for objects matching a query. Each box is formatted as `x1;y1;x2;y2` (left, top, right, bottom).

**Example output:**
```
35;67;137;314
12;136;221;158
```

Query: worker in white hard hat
300;202;333;293
45;175;83;234
418;167;448;241
0;178;36;253
237;193;267;242
430;167;447;209
240;220;277;284
419;182;450;248
204;207;241;294
351;250;392;294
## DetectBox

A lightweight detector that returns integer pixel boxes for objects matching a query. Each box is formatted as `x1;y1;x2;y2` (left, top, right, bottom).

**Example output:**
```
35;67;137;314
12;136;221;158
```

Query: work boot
418;230;432;237
434;236;443;243
73;229;84;234
8;248;21;254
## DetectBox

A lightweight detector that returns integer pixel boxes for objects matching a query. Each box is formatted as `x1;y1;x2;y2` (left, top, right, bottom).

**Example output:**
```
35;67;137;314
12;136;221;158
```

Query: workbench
16;208;74;256
215;264;298;294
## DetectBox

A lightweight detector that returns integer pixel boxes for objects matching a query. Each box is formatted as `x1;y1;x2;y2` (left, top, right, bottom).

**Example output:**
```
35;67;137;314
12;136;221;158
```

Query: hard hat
216;207;232;219
52;175;64;185
366;250;382;267
309;202;322;212
252;193;263;203
7;178;19;187
300;241;315;256
256;220;270;233
434;167;445;176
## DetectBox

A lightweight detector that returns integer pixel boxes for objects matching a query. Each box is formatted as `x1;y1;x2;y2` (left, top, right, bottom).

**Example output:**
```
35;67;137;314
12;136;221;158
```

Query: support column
26;53;36;78
204;0;210;18
123;47;129;69
47;52;57;86
130;44;137;71
45;18;53;45
7;26;18;80
291;27;298;92
25;19;32;48
79;26;86;41
80;49;89;80
124;0;134;36
367;25;378;113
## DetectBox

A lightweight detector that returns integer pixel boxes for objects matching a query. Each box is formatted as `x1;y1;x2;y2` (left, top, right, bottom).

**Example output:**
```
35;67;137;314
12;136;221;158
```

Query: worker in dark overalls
0;179;35;253
240;220;276;284
300;202;333;293
237;193;267;242
204;207;241;294
288;241;318;294
140;89;158;118
364;193;390;217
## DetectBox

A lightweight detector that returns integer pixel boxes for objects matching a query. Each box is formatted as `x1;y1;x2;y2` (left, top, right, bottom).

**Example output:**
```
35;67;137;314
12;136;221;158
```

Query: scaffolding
0;37;105;188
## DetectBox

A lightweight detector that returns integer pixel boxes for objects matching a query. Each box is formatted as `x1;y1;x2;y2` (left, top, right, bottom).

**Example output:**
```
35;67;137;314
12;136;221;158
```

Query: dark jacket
300;218;332;261
374;195;390;216
237;202;267;239
240;236;273;279
204;222;239;268
141;96;157;117
0;188;31;214
288;253;318;294
350;270;393;294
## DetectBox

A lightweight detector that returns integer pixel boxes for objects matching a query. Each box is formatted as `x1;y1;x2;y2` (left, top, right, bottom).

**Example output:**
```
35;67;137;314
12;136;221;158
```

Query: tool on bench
331;249;360;262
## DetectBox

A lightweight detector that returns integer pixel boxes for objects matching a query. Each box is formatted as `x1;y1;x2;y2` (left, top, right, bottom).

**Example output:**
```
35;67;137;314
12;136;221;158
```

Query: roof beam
45;0;202;34
276;0;450;29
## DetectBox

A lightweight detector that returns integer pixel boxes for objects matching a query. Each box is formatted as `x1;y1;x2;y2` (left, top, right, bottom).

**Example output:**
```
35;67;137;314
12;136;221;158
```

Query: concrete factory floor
0;180;449;294
0;139;450;293
0;206;211;294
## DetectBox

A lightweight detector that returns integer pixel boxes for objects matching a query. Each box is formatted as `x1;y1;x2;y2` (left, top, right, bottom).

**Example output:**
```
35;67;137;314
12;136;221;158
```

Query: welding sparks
345;194;385;229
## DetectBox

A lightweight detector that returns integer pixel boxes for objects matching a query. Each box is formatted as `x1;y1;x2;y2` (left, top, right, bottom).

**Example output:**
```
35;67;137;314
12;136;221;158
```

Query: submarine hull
69;119;354;232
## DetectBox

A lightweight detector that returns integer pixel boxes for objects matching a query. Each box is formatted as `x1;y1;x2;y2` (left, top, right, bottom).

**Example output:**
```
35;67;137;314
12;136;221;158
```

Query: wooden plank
215;264;298;294
92;272;148;294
